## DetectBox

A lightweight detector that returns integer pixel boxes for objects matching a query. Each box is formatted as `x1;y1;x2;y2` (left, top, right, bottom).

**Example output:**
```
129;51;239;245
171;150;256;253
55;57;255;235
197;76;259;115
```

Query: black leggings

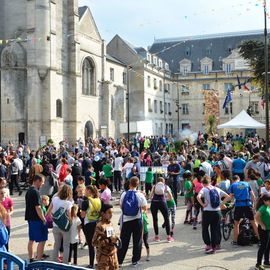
150;200;170;236
257;227;270;265
202;211;220;248
68;243;78;264
84;222;97;267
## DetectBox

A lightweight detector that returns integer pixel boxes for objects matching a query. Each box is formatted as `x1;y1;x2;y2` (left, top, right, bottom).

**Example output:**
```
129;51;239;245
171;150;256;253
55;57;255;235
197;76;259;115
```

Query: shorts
234;206;254;221
28;220;48;242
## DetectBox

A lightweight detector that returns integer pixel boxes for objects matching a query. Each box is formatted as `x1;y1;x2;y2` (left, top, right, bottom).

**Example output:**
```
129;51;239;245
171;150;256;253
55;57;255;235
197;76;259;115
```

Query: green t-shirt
145;171;154;184
257;178;264;187
142;212;148;234
184;180;193;198
194;160;201;169
102;164;113;178
258;205;270;230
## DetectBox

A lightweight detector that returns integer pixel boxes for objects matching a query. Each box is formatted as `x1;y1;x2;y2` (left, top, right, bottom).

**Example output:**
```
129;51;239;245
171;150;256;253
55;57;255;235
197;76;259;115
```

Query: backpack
87;197;101;222
206;186;220;208
154;182;166;195
122;190;139;216
10;162;18;174
237;219;252;246
0;221;8;247
52;207;71;232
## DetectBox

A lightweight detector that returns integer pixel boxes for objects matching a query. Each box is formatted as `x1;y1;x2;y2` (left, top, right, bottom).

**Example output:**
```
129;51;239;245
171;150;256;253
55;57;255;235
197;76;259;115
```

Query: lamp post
264;0;270;148
126;65;131;143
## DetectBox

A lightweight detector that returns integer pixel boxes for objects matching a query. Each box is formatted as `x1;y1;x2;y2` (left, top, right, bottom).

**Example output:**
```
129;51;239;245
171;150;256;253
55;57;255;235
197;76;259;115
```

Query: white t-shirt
114;157;123;171
51;196;73;227
261;187;270;195
70;217;81;244
120;190;147;222
200;161;213;177
199;186;227;211
124;162;134;178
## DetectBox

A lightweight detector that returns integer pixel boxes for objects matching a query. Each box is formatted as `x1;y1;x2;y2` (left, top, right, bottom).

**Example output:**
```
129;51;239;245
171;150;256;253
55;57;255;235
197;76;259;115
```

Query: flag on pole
223;89;233;109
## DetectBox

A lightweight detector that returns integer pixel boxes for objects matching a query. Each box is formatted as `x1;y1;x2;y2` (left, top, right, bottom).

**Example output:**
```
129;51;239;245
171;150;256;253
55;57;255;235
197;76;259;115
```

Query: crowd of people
0;132;269;269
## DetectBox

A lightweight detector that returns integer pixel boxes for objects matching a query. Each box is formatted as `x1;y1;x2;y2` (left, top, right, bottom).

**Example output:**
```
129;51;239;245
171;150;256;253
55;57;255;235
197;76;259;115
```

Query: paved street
9;193;257;270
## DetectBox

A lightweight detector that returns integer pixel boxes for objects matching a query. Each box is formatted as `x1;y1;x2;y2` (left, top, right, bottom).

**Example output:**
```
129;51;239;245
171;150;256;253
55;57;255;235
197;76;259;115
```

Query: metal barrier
0;251;89;270
26;261;89;270
0;251;26;270
140;166;168;182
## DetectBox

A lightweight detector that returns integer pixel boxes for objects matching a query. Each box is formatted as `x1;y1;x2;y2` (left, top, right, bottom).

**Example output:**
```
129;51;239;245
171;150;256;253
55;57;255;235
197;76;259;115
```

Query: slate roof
78;6;88;20
149;30;264;73
106;54;126;66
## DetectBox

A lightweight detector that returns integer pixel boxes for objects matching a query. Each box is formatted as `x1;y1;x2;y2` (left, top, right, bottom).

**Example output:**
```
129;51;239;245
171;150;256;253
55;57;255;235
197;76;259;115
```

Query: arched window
56;99;62;118
82;58;96;96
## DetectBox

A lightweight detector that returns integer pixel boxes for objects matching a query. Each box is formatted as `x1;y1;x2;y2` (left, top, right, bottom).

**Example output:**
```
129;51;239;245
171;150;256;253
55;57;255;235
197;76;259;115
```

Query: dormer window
159;59;163;67
153;57;157;65
147;53;151;63
200;57;213;75
179;59;191;76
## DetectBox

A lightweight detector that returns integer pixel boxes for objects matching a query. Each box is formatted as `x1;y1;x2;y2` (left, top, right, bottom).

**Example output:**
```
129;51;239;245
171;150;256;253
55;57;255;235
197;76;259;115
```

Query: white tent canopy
217;110;265;129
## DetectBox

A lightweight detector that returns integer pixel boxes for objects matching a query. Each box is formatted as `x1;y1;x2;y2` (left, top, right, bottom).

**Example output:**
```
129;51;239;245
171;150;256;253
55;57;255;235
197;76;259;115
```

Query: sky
79;0;267;48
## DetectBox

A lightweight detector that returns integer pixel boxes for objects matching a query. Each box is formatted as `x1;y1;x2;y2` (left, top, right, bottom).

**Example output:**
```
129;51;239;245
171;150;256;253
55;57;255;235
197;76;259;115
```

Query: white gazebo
217;110;265;130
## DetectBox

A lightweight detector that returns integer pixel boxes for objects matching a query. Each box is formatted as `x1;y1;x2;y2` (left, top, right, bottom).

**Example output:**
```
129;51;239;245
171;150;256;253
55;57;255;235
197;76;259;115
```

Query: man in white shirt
200;156;213;177
113;154;123;192
118;177;147;267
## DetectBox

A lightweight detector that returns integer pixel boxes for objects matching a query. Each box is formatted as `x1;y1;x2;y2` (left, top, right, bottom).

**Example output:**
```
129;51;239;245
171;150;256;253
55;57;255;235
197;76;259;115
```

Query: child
145;167;154;198
184;171;193;224
142;208;150;261
218;170;231;193
164;179;176;237
68;204;81;265
255;194;270;270
0;188;13;251
75;184;87;249
99;178;112;205
261;179;270;196
248;173;260;200
92;203;119;270
192;171;204;230
41;195;50;216
64;168;73;188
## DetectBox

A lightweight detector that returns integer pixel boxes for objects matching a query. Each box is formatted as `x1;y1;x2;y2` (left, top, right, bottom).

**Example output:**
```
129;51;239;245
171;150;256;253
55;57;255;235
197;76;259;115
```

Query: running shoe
154;236;160;242
167;236;174;243
255;265;265;270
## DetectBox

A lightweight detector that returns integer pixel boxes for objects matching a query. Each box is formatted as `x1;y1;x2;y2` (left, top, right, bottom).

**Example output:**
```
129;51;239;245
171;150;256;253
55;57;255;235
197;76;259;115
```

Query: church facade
0;0;127;148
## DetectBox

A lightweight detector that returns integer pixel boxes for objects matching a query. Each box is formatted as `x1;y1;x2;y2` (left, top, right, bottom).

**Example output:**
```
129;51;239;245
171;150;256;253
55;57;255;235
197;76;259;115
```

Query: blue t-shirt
232;158;246;174
228;181;251;207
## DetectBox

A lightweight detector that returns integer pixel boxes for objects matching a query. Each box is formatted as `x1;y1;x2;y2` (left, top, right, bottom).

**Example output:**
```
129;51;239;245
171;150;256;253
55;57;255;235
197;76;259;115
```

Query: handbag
52;206;71;232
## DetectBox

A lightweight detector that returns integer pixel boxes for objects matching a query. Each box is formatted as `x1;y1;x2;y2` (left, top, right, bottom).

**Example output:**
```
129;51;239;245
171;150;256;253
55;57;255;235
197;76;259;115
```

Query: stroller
237;218;258;246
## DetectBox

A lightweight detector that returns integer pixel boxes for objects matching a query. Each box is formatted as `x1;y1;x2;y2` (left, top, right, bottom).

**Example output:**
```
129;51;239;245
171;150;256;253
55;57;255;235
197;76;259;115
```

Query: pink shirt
2;197;14;227
100;188;111;204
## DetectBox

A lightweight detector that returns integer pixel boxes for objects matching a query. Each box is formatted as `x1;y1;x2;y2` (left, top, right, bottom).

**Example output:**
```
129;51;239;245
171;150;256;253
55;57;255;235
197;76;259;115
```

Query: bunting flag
223;89;233;109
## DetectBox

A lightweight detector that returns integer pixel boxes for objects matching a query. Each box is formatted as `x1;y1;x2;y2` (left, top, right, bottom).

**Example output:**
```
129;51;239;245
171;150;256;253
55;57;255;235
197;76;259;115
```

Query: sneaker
255;265;265;270
132;261;138;267
193;226;197;230
204;245;211;252
167;236;174;243
42;254;50;259
146;256;150;261
154;236;160;242
205;248;215;254
184;220;189;224
231;241;238;246
57;256;63;263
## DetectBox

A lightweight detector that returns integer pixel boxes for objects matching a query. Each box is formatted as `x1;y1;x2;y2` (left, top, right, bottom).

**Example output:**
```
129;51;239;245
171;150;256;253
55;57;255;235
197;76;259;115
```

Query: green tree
238;39;270;89
208;115;216;135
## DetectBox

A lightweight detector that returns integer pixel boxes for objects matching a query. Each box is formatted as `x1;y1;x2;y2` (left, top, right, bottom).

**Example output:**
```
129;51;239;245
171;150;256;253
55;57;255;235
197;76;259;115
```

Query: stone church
0;0;127;148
